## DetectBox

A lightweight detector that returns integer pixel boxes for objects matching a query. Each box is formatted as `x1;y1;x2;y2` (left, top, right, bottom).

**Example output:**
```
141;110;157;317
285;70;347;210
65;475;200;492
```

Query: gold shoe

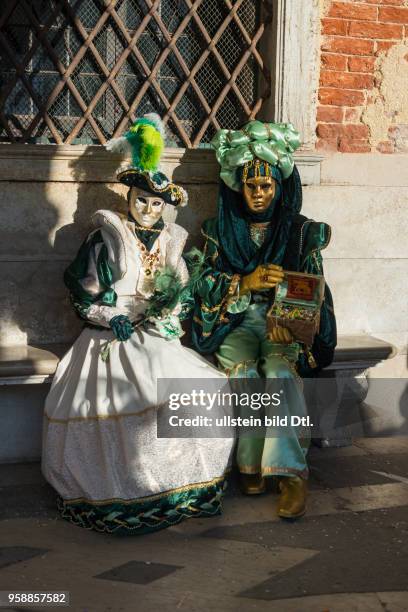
240;473;266;495
277;476;307;519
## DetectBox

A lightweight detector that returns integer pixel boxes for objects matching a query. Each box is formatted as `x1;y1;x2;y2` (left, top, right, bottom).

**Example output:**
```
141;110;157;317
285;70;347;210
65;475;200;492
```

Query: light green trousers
216;303;309;479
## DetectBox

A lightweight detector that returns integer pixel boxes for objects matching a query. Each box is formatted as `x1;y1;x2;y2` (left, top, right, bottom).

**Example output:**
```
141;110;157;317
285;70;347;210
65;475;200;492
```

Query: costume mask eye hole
136;197;147;206
152;201;162;207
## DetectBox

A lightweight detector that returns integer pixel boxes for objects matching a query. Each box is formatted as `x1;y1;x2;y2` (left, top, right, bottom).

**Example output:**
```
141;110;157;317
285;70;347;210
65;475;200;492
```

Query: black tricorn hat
117;166;188;207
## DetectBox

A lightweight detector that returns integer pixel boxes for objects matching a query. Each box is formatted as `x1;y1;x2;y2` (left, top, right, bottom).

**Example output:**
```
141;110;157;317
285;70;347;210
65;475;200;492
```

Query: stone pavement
0;438;408;612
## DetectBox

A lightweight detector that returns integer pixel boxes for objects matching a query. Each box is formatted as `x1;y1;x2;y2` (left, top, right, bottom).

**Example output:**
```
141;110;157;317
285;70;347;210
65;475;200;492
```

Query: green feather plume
105;113;165;172
127;117;164;172
145;267;183;319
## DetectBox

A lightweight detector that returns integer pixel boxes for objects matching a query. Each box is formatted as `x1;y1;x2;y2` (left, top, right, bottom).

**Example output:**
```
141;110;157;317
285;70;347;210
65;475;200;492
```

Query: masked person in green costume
42;115;233;535
191;121;337;519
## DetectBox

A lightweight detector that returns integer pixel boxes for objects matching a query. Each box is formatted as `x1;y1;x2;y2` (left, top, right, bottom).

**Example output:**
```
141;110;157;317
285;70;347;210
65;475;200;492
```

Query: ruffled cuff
226;274;251;314
85;304;127;328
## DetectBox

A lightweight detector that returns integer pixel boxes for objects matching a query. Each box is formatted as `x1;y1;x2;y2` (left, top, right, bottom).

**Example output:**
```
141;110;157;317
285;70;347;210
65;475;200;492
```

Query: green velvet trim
57;479;226;536
64;230;117;321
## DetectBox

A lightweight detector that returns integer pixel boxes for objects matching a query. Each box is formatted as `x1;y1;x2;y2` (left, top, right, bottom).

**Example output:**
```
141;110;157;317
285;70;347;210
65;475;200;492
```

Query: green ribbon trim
57;480;226;536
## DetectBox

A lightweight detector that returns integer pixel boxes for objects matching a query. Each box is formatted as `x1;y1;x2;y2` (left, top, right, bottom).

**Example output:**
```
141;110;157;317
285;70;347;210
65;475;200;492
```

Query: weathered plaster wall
318;0;408;153
363;40;408;151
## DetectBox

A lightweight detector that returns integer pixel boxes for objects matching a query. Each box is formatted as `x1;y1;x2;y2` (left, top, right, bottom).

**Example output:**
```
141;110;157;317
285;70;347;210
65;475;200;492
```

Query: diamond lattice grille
0;0;272;147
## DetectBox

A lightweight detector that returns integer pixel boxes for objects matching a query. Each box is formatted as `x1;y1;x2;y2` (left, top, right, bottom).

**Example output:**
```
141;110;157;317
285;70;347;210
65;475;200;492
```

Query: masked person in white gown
42;115;233;535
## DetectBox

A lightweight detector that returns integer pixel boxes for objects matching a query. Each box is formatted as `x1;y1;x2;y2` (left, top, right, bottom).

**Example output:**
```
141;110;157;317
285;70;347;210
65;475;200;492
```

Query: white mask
128;188;165;228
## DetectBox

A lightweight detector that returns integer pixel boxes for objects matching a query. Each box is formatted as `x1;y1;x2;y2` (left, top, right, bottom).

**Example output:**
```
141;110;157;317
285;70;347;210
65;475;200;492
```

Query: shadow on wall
2;145;217;350
172;148;219;252
0;146;127;349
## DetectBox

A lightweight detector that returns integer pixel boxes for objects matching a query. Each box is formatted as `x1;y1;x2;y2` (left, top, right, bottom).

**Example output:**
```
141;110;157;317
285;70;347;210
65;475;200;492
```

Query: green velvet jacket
191;214;337;377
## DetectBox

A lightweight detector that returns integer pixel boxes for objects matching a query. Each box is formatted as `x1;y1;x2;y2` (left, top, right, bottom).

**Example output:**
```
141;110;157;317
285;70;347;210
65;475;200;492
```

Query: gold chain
135;236;161;276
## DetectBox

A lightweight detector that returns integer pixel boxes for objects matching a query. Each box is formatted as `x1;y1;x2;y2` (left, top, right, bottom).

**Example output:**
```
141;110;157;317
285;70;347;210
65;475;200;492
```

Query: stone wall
318;0;408;153
0;146;323;347
0;146;406;375
303;152;408;383
0;144;406;447
0;146;219;347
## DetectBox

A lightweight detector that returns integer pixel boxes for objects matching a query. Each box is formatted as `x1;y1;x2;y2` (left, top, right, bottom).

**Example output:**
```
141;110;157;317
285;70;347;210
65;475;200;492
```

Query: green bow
211;121;301;191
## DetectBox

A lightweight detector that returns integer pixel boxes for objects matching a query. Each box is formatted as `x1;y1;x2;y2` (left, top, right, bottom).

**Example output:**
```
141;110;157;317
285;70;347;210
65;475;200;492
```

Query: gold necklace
249;222;269;246
138;240;161;276
133;222;162;233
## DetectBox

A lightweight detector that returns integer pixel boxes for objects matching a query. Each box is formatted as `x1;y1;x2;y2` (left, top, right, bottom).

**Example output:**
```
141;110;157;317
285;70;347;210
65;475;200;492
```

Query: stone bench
0;335;394;384
0;335;395;463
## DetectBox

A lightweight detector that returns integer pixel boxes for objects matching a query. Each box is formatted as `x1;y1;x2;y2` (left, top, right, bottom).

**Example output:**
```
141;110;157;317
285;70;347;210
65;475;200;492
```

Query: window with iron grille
0;0;272;147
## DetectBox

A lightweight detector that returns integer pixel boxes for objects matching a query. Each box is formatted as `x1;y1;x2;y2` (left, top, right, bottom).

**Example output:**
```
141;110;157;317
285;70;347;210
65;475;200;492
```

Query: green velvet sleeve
64;230;117;321
297;225;337;376
191;220;245;354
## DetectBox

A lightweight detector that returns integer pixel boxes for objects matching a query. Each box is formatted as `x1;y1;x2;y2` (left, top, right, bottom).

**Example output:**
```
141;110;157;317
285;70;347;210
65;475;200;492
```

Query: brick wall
317;0;408;153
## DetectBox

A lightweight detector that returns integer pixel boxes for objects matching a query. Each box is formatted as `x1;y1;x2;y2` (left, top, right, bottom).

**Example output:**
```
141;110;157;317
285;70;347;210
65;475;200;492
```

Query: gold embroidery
242;158;272;183
45;402;168;424
202;302;223;313
238;465;308;478
224;359;258;378
62;474;229;505
237;464;262;474
263;351;303;383
201;229;219;247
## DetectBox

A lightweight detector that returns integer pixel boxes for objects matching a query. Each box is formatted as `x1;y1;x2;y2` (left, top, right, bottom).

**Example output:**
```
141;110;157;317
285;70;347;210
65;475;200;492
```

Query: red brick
317;105;344;122
338;138;372;152
376;40;396;54
319;87;366;106
318;123;370;139
350;0;404;4
377;140;395;153
320;70;374;89
345;107;363;122
349;21;403;38
342;124;370;138
322;37;375;55
316;138;339;152
316;124;343;138
348;56;375;72
322;18;349;35
329;2;377;20
379;7;408;23
322;54;348;71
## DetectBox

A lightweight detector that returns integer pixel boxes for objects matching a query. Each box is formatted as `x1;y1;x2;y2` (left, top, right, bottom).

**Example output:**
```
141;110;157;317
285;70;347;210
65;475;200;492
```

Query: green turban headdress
211;120;301;192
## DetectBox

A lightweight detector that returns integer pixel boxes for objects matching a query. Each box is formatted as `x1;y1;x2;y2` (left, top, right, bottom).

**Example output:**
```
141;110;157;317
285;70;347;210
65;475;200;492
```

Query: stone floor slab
0;440;407;611
0;547;49;571
95;560;183;585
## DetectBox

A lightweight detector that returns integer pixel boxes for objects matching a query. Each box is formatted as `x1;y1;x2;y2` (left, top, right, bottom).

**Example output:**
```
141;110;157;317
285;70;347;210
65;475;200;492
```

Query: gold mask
128;187;165;228
242;175;277;214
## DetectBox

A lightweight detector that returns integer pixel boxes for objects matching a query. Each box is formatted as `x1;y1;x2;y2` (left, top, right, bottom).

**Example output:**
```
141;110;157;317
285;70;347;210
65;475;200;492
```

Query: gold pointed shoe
277;476;307;519
240;473;266;495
